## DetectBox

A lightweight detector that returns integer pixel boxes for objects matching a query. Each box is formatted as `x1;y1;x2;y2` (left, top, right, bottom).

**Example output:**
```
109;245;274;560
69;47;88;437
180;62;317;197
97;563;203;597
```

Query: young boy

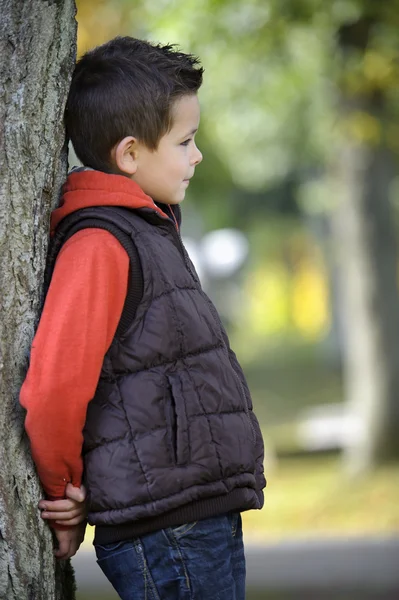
20;37;266;599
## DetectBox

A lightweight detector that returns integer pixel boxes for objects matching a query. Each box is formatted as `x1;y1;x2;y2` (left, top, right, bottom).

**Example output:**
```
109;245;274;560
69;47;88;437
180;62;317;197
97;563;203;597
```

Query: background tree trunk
332;18;399;474
333;127;399;474
0;1;77;597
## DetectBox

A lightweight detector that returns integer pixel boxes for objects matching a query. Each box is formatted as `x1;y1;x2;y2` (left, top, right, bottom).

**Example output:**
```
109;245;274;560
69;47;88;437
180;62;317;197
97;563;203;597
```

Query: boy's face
132;94;202;205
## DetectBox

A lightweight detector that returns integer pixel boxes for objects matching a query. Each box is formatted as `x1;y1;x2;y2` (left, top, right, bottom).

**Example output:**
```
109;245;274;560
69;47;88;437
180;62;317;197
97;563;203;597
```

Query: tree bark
333;17;399;474
0;1;77;598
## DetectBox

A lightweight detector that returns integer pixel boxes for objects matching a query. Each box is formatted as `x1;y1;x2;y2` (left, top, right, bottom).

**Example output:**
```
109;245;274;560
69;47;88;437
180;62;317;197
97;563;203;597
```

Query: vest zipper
164;218;257;445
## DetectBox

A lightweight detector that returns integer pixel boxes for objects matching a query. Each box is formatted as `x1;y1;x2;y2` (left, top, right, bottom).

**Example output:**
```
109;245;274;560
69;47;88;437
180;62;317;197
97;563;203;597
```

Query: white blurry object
200;229;249;278
297;404;364;452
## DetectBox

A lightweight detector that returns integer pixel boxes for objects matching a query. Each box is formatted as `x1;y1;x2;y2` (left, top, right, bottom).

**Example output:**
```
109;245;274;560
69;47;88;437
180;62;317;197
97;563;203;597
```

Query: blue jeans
95;513;246;599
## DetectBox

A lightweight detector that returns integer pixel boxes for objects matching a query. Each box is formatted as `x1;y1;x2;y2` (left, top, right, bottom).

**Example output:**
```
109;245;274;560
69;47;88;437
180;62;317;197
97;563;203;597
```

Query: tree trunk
332;18;399;474
0;1;77;598
333;131;399;474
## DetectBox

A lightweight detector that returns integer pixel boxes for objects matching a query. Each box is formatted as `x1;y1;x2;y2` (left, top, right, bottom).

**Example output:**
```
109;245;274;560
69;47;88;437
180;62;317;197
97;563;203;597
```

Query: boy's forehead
170;95;200;132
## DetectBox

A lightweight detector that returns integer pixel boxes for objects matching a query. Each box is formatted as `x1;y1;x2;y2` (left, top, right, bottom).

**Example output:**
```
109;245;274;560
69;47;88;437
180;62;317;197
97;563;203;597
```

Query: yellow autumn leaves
245;255;330;341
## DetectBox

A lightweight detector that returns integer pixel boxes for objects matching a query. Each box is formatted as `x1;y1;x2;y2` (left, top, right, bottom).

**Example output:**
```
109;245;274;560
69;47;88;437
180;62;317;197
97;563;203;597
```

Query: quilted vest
47;204;265;527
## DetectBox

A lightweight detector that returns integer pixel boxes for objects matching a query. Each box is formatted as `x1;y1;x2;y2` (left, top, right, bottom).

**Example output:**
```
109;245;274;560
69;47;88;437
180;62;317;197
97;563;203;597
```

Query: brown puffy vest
46;204;266;530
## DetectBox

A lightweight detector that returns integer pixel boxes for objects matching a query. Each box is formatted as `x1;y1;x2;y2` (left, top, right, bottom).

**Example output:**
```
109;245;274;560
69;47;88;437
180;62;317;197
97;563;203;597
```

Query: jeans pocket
170;521;198;539
95;539;132;562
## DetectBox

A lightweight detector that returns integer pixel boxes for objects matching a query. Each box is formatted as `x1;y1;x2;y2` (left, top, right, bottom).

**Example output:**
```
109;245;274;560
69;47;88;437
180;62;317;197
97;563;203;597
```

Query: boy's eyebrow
182;127;198;137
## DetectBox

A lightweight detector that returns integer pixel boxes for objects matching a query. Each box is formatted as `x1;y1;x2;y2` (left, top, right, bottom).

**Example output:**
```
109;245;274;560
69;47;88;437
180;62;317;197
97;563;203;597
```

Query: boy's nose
191;146;203;165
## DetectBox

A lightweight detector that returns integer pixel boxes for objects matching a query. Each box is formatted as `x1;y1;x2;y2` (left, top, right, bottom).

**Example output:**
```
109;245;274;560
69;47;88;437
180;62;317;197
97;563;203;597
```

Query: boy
20;37;266;599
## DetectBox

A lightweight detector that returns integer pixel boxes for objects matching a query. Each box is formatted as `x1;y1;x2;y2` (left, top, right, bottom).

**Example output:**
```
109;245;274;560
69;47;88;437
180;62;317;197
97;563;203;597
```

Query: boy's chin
154;191;186;206
167;195;185;205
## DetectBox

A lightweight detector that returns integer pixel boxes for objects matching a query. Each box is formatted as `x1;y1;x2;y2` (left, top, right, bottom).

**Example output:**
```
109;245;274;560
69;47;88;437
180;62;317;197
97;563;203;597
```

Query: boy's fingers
54;538;70;560
38;485;86;513
41;508;82;521
39;499;78;512
65;483;86;502
55;514;86;526
54;525;85;559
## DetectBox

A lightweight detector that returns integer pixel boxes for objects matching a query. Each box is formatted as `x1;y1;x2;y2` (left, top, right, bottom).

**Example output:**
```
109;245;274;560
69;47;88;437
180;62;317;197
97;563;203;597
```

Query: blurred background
71;0;399;598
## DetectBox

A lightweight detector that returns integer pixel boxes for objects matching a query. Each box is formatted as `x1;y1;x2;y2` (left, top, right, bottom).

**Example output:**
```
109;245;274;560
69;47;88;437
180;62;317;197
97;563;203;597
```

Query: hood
51;170;169;236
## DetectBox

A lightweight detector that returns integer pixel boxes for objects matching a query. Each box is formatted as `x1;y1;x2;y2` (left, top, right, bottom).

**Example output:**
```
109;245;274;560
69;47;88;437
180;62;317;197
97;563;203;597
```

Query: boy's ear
111;136;139;176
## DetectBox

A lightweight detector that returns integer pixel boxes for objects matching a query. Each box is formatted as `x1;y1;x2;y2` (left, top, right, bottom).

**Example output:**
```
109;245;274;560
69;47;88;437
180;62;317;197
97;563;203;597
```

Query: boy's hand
39;483;87;526
54;522;86;560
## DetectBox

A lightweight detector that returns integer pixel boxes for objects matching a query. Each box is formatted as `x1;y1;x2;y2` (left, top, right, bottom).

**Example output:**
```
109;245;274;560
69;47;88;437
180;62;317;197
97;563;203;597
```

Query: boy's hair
65;37;203;172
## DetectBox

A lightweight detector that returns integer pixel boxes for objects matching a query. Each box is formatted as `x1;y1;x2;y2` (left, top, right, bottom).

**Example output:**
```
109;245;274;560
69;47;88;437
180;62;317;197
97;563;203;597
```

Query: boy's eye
180;139;191;146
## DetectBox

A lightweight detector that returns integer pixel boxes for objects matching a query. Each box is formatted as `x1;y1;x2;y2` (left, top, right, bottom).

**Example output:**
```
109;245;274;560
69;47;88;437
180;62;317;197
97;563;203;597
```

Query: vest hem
93;487;259;545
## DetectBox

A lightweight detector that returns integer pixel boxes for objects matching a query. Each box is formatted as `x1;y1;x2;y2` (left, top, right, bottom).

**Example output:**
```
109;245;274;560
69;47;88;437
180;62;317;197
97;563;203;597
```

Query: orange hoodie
20;170;170;500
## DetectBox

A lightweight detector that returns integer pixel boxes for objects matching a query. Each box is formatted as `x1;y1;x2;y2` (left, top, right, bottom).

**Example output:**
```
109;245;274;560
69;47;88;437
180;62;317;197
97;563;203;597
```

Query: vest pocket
166;374;190;466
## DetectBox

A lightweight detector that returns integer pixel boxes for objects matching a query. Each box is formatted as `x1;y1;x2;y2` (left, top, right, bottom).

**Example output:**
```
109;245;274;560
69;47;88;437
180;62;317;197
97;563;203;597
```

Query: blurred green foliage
140;0;399;192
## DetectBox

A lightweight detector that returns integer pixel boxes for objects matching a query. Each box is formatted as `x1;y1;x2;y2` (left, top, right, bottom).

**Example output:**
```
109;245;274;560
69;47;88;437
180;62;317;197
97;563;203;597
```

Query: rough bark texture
0;1;77;598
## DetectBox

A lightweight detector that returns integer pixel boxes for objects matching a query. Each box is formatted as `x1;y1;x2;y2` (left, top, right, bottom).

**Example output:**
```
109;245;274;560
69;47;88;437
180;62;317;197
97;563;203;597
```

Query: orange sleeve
20;229;129;499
